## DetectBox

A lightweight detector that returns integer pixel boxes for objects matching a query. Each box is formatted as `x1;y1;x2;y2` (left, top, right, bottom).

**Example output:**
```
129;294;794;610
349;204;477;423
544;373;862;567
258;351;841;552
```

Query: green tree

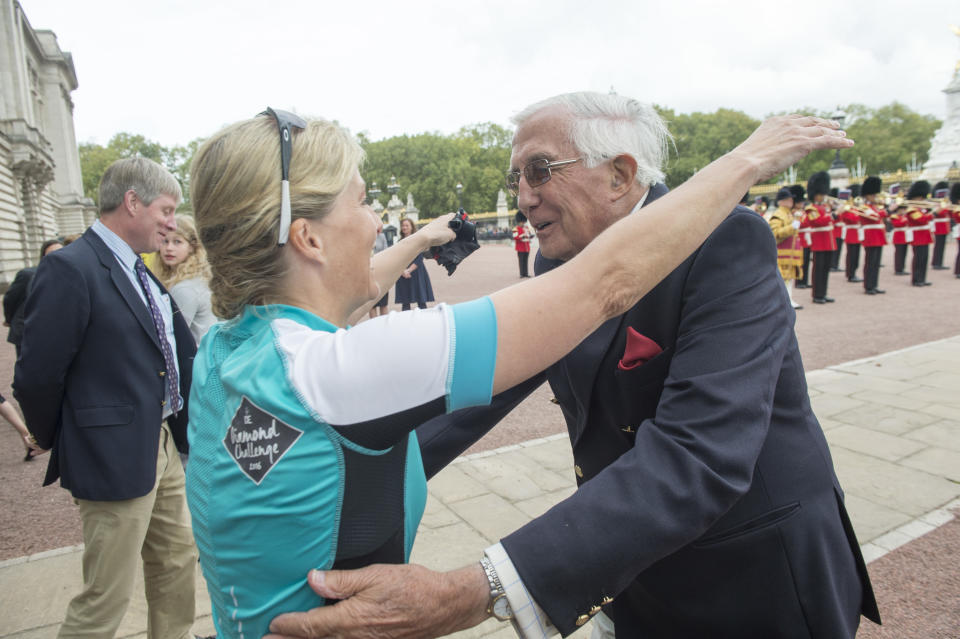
764;103;941;184
656;107;760;187
840;102;941;175
360;123;513;218
79;133;203;210
79;142;123;203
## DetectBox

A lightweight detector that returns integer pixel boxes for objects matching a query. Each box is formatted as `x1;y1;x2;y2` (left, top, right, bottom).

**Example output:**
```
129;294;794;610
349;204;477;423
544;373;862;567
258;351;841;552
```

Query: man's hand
730;115;853;185
264;562;489;639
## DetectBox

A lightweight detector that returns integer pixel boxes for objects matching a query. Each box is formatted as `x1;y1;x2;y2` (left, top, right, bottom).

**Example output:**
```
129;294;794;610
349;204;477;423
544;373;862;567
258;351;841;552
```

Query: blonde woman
154;215;218;344
184;107;848;639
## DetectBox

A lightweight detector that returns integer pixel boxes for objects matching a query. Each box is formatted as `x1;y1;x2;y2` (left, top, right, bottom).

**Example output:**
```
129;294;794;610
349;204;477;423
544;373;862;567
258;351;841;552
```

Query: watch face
492;593;513;620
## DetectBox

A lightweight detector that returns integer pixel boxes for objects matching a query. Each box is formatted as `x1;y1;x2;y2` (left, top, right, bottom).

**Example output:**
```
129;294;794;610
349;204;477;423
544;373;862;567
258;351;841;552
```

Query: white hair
511;92;672;186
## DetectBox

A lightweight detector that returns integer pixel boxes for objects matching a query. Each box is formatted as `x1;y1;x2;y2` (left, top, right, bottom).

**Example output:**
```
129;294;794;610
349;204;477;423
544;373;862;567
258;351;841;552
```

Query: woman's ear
287;217;325;264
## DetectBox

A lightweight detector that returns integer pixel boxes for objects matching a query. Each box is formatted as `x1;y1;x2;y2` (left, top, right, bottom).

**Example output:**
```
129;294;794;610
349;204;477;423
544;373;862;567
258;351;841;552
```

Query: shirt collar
91;219;140;271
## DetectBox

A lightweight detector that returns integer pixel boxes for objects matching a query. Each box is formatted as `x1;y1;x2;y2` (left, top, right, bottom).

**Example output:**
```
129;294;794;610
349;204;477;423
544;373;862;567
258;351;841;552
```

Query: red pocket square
618;328;662;371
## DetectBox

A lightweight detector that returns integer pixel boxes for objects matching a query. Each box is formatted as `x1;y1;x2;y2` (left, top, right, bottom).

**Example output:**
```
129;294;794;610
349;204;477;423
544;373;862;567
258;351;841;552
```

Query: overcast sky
20;0;960;148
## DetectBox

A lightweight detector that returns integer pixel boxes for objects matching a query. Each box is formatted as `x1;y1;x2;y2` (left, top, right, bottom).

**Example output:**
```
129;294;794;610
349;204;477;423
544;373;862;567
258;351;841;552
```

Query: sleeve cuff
484;542;558;639
446;297;497;412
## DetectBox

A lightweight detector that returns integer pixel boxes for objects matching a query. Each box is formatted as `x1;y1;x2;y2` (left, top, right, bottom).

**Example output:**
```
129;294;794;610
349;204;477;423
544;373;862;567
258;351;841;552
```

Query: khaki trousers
58;424;198;639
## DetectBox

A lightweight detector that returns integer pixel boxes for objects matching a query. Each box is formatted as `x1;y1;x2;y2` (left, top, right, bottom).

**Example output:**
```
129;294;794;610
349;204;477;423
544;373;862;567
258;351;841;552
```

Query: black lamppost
830;108;847;170
368;181;381;208
455;181;463;211
387;175;399;199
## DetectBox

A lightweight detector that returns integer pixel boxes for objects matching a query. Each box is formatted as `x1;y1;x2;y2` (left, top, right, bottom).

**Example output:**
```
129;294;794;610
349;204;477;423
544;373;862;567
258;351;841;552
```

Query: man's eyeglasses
505;158;581;197
259;107;307;246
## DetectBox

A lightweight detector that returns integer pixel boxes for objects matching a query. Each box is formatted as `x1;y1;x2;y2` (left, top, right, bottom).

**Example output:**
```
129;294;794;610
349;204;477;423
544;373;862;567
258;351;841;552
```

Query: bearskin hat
951;182;960;205
807;171;830;198
862;176;882;196
933;181;948;193
906;180;930;200
775;187;793;203
789;184;805;202
515;212;527;224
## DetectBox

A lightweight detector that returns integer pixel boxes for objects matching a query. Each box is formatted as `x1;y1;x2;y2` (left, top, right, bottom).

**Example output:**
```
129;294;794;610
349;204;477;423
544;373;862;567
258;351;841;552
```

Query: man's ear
610;155;638;200
123;190;138;216
287;218;326;264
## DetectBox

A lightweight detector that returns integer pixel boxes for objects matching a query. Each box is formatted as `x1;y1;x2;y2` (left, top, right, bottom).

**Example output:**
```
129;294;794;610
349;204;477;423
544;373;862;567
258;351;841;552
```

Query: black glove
431;210;480;276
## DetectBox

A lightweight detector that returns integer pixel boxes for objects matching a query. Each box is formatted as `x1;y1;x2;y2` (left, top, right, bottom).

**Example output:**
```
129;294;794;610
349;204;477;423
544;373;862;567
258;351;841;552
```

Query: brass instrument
896;199;960;211
823;195;867;214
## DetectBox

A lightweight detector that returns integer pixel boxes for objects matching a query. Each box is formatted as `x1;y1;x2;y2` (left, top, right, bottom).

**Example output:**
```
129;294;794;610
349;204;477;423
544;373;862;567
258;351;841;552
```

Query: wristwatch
480;556;514;622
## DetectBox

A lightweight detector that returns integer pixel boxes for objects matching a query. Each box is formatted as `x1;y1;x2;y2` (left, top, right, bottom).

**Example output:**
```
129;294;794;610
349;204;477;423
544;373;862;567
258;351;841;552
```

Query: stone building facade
0;0;94;287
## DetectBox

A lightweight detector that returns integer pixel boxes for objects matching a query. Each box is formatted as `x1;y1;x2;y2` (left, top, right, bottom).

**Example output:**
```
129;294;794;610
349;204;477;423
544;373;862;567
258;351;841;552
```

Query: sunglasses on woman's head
259;107;307;246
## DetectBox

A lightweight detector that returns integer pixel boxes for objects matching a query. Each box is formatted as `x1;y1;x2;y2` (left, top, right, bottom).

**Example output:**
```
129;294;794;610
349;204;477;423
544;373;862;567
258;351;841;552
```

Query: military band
755;176;957;301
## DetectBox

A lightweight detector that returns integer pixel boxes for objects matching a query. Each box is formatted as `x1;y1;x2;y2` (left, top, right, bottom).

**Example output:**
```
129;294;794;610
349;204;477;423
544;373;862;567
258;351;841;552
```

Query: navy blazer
14;228;196;501
3;266;36;347
418;184;879;638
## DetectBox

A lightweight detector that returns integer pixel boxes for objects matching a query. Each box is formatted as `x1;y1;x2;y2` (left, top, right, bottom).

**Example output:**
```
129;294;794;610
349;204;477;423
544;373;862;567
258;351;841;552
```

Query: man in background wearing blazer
14;158;200;639
268;93;880;639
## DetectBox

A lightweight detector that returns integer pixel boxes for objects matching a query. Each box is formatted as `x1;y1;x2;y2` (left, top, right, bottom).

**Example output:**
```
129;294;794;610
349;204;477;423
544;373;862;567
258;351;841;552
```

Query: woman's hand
23;434;47;455
401;269;412;279
418;213;457;247
729;115;853;185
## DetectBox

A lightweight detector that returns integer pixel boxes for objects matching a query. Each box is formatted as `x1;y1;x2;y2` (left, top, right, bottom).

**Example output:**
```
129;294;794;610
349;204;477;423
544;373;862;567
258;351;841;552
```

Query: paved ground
0;239;958;637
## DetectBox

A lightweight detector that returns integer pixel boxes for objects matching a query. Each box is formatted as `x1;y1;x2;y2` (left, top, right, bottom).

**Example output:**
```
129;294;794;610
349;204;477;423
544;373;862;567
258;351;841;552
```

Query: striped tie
134;257;182;414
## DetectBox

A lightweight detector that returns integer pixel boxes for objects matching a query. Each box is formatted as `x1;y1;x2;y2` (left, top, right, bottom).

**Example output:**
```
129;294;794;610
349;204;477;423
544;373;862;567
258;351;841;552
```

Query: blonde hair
190;115;364;319
155;215;212;288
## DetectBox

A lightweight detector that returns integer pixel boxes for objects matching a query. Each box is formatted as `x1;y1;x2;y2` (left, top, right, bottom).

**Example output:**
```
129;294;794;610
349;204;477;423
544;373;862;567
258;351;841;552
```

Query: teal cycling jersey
186;299;497;638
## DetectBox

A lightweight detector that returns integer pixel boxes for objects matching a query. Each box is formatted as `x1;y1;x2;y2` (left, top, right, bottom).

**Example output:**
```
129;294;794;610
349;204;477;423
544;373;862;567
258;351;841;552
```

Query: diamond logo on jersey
224;396;303;485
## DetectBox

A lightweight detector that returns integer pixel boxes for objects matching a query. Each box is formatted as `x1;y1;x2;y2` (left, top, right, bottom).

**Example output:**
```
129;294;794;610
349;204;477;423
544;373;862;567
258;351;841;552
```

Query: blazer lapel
84;230;162;351
551;183;672;446
563;314;628;446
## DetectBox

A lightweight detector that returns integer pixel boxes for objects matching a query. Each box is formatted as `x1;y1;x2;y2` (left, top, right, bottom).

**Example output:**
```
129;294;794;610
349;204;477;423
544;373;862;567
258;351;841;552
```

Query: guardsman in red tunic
931;183;951;270
805;171;836;303
951;183;960;278
512;212;533;278
767;187;803;309
791;184;811;288
839;188;862;282
830;188;845;272
889;205;910;275
859;176;887;294
906;180;933;287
